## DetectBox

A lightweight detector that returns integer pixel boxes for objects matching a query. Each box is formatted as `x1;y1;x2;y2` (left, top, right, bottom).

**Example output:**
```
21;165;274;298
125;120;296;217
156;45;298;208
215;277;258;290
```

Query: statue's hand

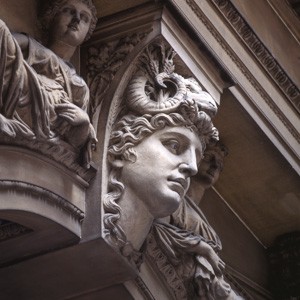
55;103;90;126
194;241;225;277
54;103;92;148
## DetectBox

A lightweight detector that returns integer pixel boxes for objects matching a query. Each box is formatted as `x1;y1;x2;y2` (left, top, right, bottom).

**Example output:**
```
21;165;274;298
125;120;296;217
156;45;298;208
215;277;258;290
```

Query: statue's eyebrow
159;131;203;159
61;3;92;18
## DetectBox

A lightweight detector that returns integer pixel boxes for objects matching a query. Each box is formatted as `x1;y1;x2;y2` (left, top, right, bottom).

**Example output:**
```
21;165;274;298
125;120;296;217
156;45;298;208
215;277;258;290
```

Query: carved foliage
86;32;150;117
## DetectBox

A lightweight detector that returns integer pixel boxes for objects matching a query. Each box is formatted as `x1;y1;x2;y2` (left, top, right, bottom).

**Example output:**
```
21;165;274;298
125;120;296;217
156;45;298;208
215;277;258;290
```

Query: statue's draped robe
0;20;89;141
152;196;234;299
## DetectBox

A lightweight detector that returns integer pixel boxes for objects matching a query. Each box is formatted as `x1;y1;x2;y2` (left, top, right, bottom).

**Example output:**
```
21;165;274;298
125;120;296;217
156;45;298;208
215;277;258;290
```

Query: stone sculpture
0;0;97;168
187;141;228;204
150;142;244;299
103;42;219;266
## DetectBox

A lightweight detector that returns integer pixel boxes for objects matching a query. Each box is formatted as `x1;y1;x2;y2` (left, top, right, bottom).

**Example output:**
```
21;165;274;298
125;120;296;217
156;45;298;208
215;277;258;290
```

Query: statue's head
108;100;218;218
196;141;228;188
104;43;219;248
39;0;97;44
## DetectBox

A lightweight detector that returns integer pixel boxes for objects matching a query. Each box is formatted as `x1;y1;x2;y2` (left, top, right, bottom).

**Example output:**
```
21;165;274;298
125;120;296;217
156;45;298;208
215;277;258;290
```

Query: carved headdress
122;42;219;145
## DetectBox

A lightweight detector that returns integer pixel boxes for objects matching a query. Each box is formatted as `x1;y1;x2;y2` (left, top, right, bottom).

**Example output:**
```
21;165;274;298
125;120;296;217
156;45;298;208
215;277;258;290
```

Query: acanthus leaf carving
86;31;151;118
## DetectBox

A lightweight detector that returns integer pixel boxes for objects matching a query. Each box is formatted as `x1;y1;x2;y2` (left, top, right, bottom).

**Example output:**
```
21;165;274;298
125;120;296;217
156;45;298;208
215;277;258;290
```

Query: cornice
184;0;300;143
211;0;300;113
0;137;95;182
0;180;84;222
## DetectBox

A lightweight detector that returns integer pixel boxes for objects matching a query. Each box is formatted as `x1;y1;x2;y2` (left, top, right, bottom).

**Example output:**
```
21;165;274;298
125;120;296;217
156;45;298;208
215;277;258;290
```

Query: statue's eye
62;7;72;13
163;139;181;154
80;13;90;23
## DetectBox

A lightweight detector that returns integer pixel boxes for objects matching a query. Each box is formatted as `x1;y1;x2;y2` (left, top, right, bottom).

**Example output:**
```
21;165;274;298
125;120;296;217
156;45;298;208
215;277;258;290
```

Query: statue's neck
187;184;207;206
48;40;76;62
118;190;154;251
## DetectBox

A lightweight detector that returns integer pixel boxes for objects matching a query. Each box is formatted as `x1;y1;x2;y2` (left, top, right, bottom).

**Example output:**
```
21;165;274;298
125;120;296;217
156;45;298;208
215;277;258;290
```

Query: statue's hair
199;141;228;176
108;100;218;161
206;140;228;158
39;0;97;43
103;100;219;245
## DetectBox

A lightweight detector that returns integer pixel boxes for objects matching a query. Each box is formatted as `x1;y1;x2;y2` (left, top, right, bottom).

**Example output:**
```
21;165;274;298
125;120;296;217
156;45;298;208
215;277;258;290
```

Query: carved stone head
196;141;228;188
39;0;97;44
103;42;219;254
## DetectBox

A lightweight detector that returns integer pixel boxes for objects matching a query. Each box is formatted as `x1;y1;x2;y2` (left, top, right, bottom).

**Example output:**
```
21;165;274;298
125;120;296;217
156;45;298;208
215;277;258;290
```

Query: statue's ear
107;154;126;168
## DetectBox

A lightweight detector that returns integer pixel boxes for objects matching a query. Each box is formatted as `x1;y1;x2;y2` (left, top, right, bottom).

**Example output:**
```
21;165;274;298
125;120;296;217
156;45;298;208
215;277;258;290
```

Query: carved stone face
196;149;224;188
50;0;92;47
119;126;203;218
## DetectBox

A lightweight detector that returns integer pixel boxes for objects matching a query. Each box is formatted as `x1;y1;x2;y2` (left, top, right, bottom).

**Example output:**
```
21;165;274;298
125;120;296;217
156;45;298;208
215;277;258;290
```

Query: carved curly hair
108;100;218;162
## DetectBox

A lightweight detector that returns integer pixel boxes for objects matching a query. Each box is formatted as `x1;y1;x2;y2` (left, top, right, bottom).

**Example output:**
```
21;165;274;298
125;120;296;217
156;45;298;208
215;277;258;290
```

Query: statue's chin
148;193;182;219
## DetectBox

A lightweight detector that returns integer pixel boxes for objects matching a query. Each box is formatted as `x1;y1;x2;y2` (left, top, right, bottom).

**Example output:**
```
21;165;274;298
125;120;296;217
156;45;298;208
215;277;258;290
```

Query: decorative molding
185;0;300;143
212;0;300;112
146;232;188;300
86;31;151;117
0;135;96;182
0;180;84;222
0;220;32;242
134;277;156;300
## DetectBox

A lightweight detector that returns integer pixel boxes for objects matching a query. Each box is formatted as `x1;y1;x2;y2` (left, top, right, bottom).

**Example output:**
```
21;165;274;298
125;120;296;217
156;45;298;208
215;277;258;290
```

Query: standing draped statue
0;0;98;167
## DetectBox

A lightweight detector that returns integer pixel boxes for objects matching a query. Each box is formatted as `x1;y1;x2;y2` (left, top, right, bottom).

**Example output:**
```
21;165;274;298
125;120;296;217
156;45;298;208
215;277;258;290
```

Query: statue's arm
12;32;29;59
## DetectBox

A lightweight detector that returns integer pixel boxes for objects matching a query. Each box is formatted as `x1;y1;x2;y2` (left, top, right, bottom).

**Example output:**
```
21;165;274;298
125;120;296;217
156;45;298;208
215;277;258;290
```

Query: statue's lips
168;177;188;195
206;170;216;177
68;23;79;31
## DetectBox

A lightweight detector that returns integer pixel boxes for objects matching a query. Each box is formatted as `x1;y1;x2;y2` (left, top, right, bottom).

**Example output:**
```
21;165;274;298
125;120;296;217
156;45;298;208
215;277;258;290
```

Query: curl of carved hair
103;168;127;246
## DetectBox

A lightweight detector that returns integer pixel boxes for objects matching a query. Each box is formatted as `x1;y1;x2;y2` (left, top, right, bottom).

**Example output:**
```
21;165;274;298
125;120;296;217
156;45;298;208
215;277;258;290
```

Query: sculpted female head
196;141;228;188
103;43;219;252
104;101;218;240
107;101;217;216
39;0;97;43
